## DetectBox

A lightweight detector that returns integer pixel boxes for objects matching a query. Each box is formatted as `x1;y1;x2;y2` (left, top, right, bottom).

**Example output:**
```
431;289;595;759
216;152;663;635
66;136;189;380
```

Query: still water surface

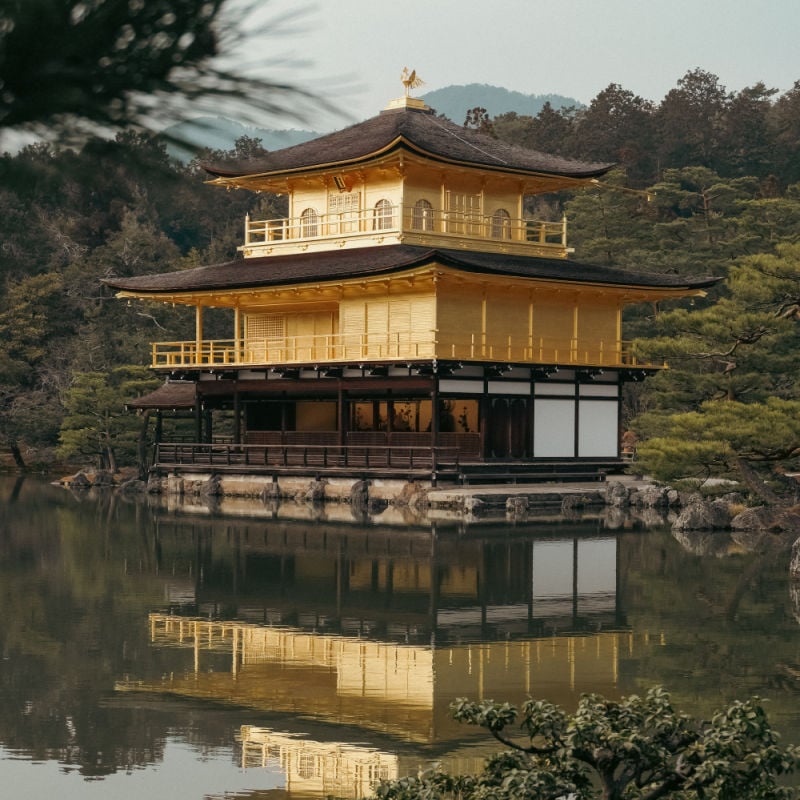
1;476;799;799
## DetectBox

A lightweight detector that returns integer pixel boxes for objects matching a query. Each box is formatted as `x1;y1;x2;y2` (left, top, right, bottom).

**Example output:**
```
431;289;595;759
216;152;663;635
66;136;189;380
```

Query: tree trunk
8;440;26;470
137;409;151;480
735;457;787;507
106;445;118;474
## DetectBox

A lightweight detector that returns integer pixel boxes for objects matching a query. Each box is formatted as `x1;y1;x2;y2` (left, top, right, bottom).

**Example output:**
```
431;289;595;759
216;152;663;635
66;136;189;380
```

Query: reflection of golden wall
348;560;478;595
143;615;641;744
337;640;433;702
294;558;336;583
435;637;620;704
439;564;479;596
236;626;435;704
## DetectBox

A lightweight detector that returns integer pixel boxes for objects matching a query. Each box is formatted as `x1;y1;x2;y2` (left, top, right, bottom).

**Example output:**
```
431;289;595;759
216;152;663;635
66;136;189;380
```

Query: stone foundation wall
149;472;426;507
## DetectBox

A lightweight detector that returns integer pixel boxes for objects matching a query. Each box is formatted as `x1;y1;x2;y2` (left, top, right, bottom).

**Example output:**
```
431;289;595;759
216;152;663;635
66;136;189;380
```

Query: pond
1;476;798;798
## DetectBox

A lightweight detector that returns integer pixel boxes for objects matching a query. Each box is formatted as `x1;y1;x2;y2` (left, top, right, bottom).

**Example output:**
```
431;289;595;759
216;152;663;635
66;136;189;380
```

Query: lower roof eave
156;360;662;386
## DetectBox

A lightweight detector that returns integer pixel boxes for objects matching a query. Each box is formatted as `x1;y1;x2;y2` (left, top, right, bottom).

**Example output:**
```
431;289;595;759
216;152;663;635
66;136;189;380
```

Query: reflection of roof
104;245;719;294
126;381;196;410
202;105;613;180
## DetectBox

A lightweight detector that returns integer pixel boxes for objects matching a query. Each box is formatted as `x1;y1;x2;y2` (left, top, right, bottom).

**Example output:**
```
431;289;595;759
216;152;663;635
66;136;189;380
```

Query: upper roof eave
205;137;613;185
201;106;614;184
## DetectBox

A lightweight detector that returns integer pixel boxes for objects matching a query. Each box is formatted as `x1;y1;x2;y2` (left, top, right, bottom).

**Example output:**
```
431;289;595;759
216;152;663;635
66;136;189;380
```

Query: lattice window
328;192;360;214
445;192;481;234
246;313;285;340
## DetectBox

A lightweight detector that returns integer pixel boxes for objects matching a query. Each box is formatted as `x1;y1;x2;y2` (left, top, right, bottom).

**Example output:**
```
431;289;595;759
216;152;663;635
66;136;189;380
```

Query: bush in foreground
375;687;800;800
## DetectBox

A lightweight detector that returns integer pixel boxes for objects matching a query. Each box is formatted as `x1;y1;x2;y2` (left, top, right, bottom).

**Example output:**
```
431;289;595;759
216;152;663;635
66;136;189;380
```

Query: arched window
411;199;434;231
373;199;393;230
300;207;318;238
491;208;512;239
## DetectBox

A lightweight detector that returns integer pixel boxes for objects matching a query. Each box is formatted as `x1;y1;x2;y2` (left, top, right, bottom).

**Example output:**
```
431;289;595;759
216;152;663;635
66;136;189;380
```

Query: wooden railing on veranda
154;442;462;474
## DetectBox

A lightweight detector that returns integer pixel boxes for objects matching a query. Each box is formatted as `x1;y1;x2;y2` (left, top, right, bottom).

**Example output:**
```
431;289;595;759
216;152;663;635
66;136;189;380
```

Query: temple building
107;80;715;485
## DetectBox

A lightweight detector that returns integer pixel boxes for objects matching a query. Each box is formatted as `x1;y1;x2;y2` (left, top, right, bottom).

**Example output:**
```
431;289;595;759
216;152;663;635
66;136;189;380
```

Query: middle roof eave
103;244;719;295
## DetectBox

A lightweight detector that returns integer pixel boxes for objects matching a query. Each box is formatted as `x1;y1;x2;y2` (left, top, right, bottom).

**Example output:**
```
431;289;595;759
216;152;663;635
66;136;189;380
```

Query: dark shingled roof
126;381;197;410
104;245;719;294
203;105;613;180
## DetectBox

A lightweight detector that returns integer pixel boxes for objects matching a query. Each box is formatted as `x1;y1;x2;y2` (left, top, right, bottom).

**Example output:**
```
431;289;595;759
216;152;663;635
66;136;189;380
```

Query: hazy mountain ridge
163;85;581;158
162;118;318;160
420;83;582;121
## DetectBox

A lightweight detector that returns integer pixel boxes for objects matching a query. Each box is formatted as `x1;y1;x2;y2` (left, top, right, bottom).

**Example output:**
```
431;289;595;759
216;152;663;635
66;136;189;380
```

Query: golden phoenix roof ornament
401;67;425;97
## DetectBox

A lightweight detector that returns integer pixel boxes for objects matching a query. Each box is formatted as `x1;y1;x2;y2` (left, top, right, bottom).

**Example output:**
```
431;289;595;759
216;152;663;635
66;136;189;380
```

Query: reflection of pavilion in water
239;727;398;799
125;523;666;797
154;516;627;642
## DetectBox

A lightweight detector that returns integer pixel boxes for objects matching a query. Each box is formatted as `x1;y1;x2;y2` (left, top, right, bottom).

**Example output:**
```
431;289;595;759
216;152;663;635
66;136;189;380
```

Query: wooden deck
151;442;621;485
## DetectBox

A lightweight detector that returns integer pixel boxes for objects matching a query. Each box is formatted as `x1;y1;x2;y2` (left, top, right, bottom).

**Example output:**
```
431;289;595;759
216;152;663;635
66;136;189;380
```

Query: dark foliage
0;0;317;146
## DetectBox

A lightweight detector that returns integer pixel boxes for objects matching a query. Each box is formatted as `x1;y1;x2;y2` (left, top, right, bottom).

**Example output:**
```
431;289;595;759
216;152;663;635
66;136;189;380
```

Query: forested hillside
1;68;800;495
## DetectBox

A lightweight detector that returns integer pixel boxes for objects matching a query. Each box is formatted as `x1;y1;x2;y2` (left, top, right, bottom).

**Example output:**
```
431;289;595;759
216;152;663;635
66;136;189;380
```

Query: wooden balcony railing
151;332;651;369
242;204;567;254
154;442;462;473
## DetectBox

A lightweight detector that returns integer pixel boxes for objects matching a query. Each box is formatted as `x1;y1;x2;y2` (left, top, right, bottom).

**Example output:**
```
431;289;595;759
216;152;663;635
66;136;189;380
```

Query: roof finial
401;67;425;97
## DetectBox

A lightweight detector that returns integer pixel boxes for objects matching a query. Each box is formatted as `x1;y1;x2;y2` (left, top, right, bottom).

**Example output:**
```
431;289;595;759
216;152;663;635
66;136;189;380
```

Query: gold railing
152;331;437;367
243;205;566;250
151;332;648;369
441;334;643;366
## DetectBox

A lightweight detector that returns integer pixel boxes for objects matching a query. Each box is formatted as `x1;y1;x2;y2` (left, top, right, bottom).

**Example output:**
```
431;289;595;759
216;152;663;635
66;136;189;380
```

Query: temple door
486;397;531;459
486;398;506;458
509;398;530;458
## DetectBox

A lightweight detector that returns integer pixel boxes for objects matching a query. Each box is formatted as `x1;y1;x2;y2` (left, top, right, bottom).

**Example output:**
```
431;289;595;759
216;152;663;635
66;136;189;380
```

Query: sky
242;0;800;131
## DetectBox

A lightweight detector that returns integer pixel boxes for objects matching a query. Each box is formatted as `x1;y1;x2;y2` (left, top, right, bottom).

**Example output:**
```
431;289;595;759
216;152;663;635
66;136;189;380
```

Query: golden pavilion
108;81;715;485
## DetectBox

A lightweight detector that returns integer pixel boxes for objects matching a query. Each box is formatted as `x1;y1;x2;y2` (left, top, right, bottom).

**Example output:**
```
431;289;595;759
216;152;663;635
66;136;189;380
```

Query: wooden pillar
338;384;346;446
234;305;242;363
430;378;440;452
195;305;204;363
572;296;579;363
194;402;202;442
480;289;487;357
479;394;489;460
233;389;241;444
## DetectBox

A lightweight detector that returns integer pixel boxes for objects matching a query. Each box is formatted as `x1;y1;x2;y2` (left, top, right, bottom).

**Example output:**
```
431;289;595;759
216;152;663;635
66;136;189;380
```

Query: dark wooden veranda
151;442;618;485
